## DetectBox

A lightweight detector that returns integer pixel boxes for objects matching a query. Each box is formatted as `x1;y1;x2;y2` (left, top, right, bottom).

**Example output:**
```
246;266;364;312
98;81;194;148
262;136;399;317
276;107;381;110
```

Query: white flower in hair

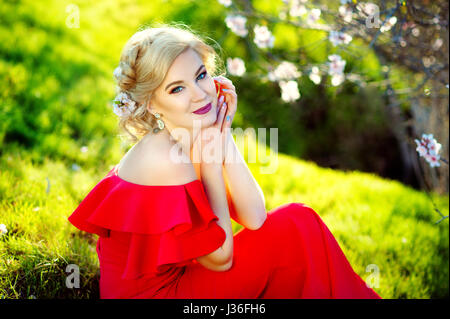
113;66;122;80
112;92;136;118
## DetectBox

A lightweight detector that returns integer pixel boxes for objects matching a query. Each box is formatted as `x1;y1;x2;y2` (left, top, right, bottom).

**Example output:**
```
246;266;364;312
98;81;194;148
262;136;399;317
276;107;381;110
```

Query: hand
191;77;238;169
191;100;230;171
213;76;238;130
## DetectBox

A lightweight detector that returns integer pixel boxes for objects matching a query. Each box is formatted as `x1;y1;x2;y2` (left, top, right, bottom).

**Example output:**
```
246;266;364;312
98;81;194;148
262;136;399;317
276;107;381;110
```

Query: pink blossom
414;133;442;167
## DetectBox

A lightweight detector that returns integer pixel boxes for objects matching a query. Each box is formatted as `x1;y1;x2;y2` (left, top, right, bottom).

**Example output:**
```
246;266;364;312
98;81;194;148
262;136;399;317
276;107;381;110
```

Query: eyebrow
165;64;205;91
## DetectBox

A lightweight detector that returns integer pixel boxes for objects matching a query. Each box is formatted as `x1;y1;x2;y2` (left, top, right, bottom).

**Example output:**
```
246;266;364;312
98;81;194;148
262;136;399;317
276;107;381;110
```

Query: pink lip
193;102;212;114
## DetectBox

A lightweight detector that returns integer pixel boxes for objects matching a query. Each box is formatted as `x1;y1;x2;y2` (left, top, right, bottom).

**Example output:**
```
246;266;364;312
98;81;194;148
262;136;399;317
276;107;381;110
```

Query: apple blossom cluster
225;15;248;37
309;66;321;85
279;80;301;102
267;62;302;102
307;8;321;24
327;55;346;86
415;134;442;167
253;25;275;49
268;62;301;82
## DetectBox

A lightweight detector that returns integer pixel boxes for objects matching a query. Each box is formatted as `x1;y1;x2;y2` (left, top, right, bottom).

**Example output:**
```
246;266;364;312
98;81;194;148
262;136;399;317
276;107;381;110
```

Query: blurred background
0;0;448;299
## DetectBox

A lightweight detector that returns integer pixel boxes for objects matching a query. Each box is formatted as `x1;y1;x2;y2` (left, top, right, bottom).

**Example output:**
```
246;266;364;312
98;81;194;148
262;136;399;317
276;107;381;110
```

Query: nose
191;83;208;102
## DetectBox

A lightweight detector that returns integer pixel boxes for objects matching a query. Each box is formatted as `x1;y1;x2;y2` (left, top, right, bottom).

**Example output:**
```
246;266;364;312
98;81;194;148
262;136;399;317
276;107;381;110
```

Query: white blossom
328;54;346;75
338;5;353;23
289;0;307;17
253;25;275;49
112;92;137;118
307;8;321;24
432;38;443;50
218;0;232;7
424;153;441;167
309;66;321;84
279;80;301;102
329;31;353;46
113;66;122;80
226;57;246;76
0;224;7;236
80;146;88;153
225;15;248;37
268;61;301;82
331;73;345;86
380;16;397;32
415;133;442;167
357;2;379;16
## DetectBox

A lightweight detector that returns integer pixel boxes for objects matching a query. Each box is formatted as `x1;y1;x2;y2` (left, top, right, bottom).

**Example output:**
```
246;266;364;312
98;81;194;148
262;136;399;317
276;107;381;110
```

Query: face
148;48;218;133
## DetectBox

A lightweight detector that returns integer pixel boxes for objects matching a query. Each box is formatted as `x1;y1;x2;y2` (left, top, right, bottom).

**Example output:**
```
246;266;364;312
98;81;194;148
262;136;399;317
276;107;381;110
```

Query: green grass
0;137;448;299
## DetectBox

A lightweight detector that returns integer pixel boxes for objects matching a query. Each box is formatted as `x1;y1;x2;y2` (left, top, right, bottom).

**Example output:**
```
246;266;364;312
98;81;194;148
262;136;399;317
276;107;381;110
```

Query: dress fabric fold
68;165;381;299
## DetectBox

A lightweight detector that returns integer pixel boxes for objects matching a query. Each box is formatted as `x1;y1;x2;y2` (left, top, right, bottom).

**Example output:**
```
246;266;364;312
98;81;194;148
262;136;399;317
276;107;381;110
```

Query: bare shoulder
117;134;197;186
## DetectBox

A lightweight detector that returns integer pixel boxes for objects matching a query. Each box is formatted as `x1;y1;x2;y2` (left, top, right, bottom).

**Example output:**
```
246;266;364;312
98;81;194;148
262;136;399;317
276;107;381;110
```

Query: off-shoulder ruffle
68;166;227;279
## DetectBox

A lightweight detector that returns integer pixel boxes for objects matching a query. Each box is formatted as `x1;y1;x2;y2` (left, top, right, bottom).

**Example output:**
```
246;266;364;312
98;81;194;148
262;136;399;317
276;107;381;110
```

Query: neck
159;123;199;160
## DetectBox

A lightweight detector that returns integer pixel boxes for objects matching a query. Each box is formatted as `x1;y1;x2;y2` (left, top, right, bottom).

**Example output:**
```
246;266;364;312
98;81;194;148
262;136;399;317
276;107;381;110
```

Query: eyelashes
170;71;208;94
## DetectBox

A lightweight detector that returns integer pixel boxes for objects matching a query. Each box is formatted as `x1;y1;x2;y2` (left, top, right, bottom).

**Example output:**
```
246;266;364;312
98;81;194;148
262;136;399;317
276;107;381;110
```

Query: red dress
68;165;381;299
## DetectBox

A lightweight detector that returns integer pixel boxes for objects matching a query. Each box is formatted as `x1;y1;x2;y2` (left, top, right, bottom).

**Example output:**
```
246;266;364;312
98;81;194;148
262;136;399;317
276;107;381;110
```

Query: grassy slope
0;0;448;299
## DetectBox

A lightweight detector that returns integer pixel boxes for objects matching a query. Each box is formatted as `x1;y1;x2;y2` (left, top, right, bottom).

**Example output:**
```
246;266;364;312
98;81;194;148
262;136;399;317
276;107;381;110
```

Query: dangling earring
152;112;165;134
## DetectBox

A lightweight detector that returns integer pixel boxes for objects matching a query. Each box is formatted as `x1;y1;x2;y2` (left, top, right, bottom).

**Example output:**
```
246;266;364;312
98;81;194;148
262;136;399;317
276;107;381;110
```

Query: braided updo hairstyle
113;23;224;143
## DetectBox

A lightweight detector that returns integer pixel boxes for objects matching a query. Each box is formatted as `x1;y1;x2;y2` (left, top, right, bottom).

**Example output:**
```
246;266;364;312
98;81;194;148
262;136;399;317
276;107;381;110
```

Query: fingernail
222;103;227;109
222;88;229;91
226;115;230;121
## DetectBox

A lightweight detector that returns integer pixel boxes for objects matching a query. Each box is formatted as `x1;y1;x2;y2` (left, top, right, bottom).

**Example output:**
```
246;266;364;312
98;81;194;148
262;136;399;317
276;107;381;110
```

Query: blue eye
170;71;208;94
198;71;207;80
172;86;182;94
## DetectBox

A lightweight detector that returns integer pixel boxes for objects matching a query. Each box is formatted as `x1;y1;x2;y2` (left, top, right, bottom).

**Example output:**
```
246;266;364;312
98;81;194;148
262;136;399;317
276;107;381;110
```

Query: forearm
223;133;267;230
200;165;234;265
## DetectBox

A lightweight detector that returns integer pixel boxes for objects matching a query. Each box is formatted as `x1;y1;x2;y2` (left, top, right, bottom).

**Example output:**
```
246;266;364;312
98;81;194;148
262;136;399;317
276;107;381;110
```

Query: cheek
203;77;216;95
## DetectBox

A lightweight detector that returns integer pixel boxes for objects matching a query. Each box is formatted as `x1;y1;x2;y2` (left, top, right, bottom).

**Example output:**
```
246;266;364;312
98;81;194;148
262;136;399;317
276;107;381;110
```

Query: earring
152;112;165;134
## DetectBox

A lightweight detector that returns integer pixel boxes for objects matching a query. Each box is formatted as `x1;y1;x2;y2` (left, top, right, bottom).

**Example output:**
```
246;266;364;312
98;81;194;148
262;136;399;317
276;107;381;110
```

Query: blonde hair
113;22;225;143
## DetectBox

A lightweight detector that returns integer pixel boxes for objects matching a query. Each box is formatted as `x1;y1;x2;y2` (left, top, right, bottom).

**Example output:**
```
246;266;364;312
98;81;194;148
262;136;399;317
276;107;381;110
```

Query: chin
189;110;217;129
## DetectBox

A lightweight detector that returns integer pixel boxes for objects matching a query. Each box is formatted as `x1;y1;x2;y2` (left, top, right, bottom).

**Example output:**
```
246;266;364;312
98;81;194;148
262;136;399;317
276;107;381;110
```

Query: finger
215;101;227;130
220;103;228;132
215;77;235;91
216;94;225;115
222;90;237;117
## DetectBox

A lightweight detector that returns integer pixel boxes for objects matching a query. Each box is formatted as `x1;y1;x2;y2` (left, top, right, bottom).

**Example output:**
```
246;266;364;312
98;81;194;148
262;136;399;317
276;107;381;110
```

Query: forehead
165;48;203;79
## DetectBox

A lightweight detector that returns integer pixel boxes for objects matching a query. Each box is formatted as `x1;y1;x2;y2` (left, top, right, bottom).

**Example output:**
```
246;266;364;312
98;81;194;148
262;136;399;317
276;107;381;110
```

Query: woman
68;24;381;299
